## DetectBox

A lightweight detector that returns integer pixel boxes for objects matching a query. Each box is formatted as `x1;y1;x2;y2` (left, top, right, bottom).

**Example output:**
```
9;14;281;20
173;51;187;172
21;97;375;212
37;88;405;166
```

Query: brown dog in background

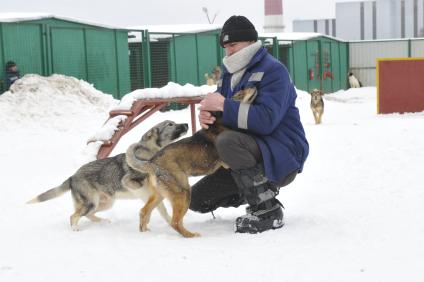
204;66;222;85
310;89;324;124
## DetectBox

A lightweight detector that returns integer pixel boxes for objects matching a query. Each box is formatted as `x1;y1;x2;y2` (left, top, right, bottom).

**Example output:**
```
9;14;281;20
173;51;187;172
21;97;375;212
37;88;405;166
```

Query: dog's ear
232;87;257;103
243;87;257;103
142;128;159;142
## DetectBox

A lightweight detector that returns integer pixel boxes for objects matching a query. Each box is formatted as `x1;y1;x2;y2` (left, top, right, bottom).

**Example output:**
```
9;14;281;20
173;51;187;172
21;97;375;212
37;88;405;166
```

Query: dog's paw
139;225;150;232
71;225;81;232
183;231;201;238
88;215;110;223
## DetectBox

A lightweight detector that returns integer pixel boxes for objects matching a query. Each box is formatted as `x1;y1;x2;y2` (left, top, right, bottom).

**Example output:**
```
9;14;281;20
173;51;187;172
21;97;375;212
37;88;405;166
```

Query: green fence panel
151;41;170;88
173;35;198;85
339;42;349;90
285;43;295;82
330;41;341;91
0;25;4;92
86;29;118;96
197;34;220;85
1;23;44;91
306;40;321;91
321;41;333;93
115;31;131;98
129;42;144;90
278;44;291;68
292;41;308;91
50;27;87;80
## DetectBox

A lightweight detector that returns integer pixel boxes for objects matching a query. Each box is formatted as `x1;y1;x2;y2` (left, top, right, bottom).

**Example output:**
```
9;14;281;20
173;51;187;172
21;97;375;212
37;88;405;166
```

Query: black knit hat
5;61;16;71
220;15;258;47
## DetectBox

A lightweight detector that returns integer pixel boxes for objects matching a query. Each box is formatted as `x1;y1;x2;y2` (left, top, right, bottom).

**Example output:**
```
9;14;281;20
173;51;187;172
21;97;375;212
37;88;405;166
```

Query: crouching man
189;15;309;233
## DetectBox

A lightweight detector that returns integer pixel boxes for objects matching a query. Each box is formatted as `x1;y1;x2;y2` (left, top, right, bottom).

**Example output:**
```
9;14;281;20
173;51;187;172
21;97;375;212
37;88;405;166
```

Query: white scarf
223;41;262;90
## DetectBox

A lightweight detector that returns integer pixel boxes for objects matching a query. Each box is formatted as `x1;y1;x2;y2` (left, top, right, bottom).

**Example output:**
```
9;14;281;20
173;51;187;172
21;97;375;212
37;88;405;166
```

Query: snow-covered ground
0;75;423;282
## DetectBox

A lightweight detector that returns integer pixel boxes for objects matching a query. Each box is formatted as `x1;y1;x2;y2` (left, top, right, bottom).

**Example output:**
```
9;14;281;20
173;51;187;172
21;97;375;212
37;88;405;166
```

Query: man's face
224;41;253;56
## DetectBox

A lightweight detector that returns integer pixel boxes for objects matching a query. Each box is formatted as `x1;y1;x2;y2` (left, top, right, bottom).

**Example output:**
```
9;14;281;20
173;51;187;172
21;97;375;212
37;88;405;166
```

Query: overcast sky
1;0;353;31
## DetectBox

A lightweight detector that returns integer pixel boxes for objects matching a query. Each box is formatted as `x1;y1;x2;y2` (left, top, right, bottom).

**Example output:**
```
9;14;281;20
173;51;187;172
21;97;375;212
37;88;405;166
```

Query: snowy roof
0;12;127;30
260;32;347;42
129;24;221;34
348;37;424;43
128;24;221;43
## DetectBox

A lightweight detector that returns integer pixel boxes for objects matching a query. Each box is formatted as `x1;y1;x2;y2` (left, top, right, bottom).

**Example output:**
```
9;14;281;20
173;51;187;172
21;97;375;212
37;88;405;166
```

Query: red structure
377;58;424;114
264;0;283;15
264;0;284;32
95;96;203;159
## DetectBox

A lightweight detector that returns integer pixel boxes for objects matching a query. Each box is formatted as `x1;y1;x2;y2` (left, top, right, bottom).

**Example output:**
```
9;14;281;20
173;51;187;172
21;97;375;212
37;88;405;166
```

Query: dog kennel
264;33;349;93
0;14;131;98
128;25;222;90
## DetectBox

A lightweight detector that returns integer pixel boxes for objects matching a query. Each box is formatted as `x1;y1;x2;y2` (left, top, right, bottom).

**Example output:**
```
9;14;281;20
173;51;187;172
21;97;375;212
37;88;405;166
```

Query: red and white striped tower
264;0;285;32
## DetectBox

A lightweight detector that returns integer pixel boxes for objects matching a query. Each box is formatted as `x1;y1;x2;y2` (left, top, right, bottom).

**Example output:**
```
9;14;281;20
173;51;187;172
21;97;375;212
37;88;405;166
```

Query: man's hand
198;109;216;129
198;92;225;129
199;92;225;112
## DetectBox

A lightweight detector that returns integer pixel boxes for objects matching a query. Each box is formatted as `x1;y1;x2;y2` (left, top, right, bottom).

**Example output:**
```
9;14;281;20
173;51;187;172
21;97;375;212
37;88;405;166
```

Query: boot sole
235;218;285;234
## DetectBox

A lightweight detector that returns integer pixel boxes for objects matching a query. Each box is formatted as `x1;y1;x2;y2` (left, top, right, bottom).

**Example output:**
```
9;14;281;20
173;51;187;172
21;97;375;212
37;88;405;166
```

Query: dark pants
189;130;297;213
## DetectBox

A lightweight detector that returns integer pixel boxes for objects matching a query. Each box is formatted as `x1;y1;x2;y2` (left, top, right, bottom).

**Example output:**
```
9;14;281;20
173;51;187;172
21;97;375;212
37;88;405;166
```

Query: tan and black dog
204;66;222;86
310;89;324;124
125;88;257;238
27;120;188;231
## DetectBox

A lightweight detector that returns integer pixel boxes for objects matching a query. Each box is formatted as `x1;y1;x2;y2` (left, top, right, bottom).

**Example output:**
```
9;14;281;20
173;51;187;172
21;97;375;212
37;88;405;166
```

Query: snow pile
324;87;376;103
0;74;117;131
294;86;377;105
114;81;216;110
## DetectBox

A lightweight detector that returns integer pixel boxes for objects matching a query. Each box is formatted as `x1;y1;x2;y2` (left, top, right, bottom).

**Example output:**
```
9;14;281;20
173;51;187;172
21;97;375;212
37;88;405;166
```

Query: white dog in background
348;72;362;88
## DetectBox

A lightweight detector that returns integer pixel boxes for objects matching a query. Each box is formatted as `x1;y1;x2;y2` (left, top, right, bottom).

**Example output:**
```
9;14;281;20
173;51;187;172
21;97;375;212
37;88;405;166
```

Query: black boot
232;165;284;234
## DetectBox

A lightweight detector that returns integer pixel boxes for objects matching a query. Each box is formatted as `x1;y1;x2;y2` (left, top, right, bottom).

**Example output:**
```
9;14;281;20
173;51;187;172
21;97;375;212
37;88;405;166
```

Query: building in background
293;0;424;40
293;18;336;37
264;0;285;32
0;13;131;97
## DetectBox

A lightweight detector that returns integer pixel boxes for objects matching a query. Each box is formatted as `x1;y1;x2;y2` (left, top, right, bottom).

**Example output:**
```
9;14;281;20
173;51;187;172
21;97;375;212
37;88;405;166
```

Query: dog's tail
27;178;71;204
126;143;158;194
125;143;155;174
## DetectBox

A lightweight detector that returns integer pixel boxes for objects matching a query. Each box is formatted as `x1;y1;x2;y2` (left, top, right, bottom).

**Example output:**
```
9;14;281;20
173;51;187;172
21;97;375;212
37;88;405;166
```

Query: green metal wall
168;31;221;86
170;35;198;85
129;42;144;90
0;23;45;85
115;31;131;96
0;18;130;98
50;28;87;79
127;31;348;97
151;41;170;88
86;29;118;95
128;40;171;90
1;20;349;98
197;34;221;83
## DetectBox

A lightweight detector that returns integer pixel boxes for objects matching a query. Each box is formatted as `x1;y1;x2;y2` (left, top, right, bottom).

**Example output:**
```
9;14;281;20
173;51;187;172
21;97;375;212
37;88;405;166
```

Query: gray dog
28;120;188;231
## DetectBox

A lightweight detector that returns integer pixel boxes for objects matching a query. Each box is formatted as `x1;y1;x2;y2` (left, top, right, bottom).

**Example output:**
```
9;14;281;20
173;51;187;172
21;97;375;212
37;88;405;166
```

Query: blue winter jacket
5;70;20;89
218;47;309;184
